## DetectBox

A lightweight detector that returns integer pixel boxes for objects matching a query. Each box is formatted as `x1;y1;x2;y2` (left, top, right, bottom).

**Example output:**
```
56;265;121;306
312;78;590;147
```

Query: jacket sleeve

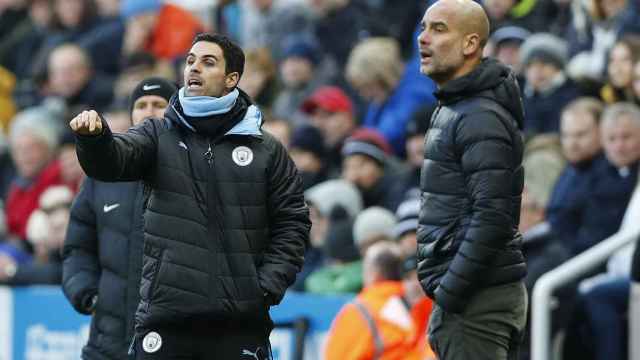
434;111;517;313
75;115;159;182
5;263;62;285
259;138;311;304
61;178;100;315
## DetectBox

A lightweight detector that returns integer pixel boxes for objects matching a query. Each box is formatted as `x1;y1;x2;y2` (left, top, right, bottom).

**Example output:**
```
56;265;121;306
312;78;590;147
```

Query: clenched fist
69;110;103;135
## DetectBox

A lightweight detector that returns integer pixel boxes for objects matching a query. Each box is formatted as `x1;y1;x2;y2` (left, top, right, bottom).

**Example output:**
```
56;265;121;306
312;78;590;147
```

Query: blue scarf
178;87;239;118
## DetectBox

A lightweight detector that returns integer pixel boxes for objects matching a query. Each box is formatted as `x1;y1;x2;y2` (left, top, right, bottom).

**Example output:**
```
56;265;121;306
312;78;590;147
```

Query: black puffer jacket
62;179;144;360
75;95;310;334
417;58;527;313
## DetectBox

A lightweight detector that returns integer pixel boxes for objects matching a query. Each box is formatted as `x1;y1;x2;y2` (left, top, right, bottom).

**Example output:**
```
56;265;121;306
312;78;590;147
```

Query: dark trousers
583;277;629;360
131;320;272;360
428;281;528;360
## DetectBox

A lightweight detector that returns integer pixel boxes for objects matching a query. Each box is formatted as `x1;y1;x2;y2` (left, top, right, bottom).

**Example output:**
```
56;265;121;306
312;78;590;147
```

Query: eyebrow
429;21;448;29
186;53;219;61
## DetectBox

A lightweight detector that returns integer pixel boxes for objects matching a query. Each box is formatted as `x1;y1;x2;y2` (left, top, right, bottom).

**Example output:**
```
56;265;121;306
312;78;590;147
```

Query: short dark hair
192;33;245;79
367;242;404;281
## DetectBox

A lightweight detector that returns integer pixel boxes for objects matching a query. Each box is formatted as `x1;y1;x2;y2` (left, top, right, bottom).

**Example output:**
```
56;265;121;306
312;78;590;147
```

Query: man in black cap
62;77;177;360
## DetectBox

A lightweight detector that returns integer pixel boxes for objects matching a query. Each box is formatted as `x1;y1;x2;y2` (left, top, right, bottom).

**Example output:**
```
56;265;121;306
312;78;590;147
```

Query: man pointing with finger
70;33;310;360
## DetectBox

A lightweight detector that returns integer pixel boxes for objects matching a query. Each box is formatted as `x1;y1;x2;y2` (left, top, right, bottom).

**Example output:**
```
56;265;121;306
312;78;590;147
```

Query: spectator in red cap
341;128;404;210
302;86;357;176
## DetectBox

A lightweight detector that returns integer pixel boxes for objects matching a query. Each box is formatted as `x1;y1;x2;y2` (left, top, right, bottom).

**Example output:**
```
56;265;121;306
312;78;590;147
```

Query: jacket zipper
204;141;214;165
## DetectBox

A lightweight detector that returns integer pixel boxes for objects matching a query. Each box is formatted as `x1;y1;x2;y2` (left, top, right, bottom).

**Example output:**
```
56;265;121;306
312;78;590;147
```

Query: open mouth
187;78;203;89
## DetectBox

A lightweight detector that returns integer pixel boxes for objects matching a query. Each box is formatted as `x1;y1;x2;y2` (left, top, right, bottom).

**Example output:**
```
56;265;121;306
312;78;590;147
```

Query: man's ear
463;33;481;56
225;72;240;90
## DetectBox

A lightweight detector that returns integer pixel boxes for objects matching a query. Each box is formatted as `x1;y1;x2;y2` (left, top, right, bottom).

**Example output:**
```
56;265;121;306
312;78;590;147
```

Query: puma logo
241;347;264;359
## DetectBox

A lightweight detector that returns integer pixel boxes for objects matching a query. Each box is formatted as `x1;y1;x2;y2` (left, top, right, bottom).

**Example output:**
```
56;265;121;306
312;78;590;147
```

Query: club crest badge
232;146;253;166
142;331;162;353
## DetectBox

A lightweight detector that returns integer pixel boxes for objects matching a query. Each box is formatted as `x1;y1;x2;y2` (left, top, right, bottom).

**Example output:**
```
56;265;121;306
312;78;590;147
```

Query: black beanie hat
129;77;177;113
290;125;326;159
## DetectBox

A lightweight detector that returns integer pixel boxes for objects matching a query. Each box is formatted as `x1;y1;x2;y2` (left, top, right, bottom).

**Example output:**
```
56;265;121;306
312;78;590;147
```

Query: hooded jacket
75;91;310;333
417;58;527;313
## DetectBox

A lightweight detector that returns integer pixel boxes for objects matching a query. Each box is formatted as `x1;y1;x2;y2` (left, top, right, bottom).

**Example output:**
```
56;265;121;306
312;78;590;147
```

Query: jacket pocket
429;216;461;258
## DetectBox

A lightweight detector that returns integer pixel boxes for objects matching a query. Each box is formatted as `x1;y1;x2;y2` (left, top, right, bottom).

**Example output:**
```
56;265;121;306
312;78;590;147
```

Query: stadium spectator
241;0;313;60
389;105;435;202
324;241;434;359
301;85;356;175
261;116;292;148
482;0;554;33
518;135;571;360
112;51;175;104
0;0;28;48
120;0;204;61
359;0;427;60
520;33;581;136
304;204;361;295
0;185;72;285
485;26;530;82
272;36;332;127
70;33;309;358
563;133;640;360
305;206;396;295
392;197;420;258
0;0;54;80
575;186;640;360
299;179;363;292
6;105;64;241
288;125;328;190
45;43;114;113
600;35;640;104
341;128;402;210
309;0;374;70
546;97;605;252
238;47;279;110
19;0;125;78
62;77;176;360
566;0;640;84
346;37;434;155
563;102;640;256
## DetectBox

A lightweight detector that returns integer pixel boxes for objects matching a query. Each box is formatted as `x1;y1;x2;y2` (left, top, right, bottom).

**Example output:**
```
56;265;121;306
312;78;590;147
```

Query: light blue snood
178;87;239;117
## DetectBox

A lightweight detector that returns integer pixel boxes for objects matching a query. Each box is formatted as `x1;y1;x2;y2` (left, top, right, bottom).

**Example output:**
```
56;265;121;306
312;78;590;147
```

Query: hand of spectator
0;254;17;281
69;110;103;136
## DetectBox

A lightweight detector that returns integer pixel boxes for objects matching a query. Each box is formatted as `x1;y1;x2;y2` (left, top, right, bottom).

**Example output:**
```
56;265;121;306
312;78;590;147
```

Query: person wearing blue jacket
62;77;176;360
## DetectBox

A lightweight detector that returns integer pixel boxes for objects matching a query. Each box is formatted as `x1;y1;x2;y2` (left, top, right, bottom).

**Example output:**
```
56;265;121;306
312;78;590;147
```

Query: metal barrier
531;228;639;360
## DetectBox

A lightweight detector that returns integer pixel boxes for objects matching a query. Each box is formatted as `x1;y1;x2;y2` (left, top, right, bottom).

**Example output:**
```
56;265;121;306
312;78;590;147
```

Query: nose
188;60;201;74
418;30;429;46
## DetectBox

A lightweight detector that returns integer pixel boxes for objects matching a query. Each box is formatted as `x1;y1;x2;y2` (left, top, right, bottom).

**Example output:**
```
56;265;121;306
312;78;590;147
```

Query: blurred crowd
1;0;640;359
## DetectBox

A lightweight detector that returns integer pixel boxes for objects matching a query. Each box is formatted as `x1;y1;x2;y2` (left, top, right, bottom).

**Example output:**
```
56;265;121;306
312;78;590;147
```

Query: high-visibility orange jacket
146;4;205;60
324;281;435;360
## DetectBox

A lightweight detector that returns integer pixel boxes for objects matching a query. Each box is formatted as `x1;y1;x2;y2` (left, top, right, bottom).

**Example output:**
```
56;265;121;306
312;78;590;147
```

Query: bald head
418;0;491;85
431;0;490;48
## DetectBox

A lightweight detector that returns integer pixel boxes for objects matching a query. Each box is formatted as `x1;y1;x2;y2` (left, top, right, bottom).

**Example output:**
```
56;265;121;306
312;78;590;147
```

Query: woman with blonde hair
346;37;435;155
